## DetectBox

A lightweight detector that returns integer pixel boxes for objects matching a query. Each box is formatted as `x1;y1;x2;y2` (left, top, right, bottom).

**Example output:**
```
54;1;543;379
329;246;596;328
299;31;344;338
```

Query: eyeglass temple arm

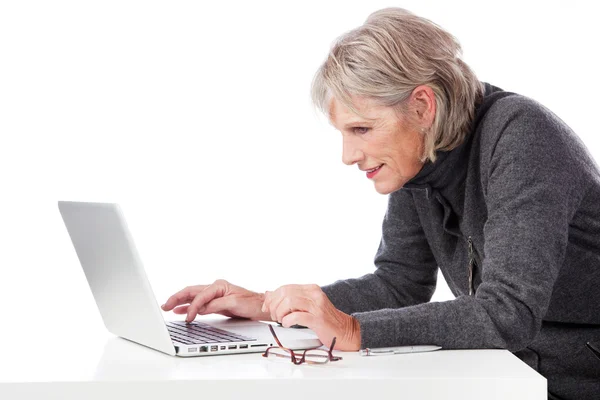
269;324;341;360
268;324;291;350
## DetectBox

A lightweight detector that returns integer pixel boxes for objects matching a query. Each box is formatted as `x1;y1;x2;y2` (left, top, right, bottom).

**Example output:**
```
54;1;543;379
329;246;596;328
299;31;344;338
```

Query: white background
0;0;598;337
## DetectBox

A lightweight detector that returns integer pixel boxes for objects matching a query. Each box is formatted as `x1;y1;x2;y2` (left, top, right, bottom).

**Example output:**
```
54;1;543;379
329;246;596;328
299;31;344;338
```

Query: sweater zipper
467;236;476;296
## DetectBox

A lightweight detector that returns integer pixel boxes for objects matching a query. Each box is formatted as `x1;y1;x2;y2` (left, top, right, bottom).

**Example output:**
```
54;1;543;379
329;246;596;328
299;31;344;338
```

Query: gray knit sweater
321;83;600;399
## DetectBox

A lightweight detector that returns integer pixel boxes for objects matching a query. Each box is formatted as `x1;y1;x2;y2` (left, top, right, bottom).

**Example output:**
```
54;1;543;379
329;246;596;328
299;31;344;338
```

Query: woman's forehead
329;96;391;126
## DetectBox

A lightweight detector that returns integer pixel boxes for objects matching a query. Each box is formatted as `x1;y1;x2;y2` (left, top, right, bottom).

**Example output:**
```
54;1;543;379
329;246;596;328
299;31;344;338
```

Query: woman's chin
373;179;404;195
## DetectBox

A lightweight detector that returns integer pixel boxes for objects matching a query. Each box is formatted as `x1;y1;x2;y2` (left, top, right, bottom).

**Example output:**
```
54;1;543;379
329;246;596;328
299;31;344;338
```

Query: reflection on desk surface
94;337;347;380
94;336;540;382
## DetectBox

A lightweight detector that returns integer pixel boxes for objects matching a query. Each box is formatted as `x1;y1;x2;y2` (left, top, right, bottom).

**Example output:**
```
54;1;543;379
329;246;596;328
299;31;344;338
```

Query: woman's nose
342;137;364;166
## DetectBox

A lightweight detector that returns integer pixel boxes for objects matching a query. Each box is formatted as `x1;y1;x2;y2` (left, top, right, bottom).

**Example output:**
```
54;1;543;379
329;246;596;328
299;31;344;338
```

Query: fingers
273;295;313;323
263;288;290;322
201;296;238;315
281;311;315;329
174;297;235;316
262;284;321;323
263;284;359;351
161;281;233;322
186;281;228;322
161;285;208;311
172;305;189;314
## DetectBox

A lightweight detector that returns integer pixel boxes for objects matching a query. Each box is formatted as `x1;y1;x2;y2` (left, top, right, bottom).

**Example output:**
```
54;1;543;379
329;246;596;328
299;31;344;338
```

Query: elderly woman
162;8;600;399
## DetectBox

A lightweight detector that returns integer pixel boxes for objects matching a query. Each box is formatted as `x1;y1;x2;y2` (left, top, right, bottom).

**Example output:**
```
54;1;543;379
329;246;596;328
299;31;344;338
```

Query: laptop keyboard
166;321;257;345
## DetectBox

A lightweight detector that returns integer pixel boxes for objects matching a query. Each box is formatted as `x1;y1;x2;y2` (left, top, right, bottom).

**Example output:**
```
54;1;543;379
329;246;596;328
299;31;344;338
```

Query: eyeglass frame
262;324;343;365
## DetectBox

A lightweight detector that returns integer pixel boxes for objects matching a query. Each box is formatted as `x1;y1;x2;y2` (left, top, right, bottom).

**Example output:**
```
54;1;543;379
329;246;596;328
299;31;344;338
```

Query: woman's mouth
366;164;383;179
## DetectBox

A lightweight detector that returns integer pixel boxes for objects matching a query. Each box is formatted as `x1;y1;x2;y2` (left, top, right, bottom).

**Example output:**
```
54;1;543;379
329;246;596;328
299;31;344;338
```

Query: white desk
0;320;546;400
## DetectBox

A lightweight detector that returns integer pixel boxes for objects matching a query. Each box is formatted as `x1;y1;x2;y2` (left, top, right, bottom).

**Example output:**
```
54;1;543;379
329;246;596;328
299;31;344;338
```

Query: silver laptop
58;201;321;357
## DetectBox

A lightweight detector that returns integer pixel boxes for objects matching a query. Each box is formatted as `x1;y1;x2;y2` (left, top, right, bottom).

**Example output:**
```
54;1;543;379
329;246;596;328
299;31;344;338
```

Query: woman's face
329;96;426;195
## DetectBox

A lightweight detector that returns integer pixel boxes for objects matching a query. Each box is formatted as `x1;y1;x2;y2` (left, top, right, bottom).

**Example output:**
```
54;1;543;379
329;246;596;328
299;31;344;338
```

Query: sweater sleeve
321;188;438;314
351;97;589;351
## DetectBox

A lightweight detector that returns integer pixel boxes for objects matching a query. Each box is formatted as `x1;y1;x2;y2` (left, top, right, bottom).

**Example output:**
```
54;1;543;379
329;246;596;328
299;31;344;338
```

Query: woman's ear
411;85;436;128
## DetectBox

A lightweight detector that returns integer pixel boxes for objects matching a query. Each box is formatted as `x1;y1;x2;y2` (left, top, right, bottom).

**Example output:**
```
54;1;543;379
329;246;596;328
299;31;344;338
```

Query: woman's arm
321;188;439;314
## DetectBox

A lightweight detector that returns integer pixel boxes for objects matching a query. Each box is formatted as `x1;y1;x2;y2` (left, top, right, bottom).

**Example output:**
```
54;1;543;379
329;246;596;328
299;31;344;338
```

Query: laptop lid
58;201;176;356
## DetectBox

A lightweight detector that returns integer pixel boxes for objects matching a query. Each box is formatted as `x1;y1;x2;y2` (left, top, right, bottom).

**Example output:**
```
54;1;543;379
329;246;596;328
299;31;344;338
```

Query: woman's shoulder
474;87;588;164
477;88;567;144
471;85;599;193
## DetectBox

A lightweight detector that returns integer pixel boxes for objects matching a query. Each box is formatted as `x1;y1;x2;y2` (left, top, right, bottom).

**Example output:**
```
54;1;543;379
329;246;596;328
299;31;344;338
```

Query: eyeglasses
262;324;343;365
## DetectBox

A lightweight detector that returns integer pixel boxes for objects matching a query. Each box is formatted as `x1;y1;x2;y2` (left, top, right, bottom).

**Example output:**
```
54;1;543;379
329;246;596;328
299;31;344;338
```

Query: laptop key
167;321;257;342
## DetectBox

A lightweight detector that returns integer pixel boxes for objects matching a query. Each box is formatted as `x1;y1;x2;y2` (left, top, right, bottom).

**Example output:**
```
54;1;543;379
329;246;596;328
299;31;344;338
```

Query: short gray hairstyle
311;7;484;163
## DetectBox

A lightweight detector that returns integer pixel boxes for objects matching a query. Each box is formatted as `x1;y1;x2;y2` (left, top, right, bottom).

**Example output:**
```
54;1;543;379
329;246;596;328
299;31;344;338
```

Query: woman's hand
161;279;272;322
262;284;361;351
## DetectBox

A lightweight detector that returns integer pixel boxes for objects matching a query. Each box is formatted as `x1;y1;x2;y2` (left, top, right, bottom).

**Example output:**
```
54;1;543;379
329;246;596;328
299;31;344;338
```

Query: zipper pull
467;236;475;296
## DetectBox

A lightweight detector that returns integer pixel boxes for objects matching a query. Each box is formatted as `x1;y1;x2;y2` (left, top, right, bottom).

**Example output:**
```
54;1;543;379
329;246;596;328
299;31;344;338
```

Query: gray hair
311;7;483;163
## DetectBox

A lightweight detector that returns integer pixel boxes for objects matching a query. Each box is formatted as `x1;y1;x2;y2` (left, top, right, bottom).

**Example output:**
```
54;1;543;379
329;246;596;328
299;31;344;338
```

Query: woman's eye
353;127;370;134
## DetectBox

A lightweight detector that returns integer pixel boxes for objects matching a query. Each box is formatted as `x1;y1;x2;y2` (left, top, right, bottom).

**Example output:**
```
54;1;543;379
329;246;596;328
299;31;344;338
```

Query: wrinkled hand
161;279;271;322
262;284;361;351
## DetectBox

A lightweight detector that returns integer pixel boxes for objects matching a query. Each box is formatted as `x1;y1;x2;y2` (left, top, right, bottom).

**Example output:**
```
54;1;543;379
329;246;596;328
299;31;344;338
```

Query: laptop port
228;345;237;350
199;346;208;352
220;346;226;350
240;344;248;349
210;345;218;351
250;344;268;348
188;347;198;353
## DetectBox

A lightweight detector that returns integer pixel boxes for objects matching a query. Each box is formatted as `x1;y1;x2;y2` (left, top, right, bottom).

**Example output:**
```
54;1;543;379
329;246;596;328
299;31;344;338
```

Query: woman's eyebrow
343;121;373;128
